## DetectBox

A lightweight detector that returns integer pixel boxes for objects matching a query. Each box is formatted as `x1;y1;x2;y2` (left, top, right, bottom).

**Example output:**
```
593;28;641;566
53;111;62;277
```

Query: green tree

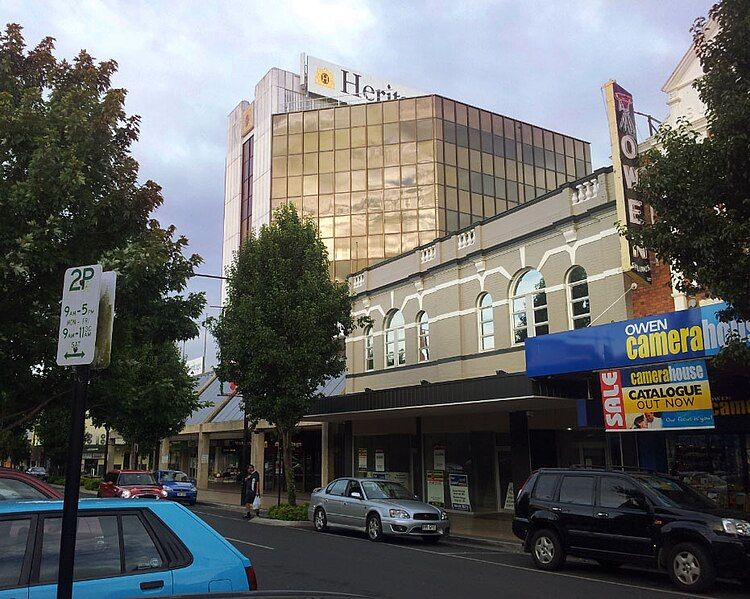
625;0;749;321
0;25;204;451
212;205;357;505
0;427;30;467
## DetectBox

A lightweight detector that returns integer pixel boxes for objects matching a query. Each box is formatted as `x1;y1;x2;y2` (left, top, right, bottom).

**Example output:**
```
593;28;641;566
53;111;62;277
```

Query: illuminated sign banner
303;54;423;105
600;359;715;432
525;303;749;377
603;80;651;285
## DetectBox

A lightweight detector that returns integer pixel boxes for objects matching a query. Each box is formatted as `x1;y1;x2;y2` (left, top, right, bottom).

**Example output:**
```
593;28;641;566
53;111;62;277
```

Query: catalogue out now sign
599;359;715;431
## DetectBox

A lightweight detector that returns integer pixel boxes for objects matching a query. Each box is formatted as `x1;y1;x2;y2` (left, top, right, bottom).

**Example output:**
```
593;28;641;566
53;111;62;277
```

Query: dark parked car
0;468;61;500
513;467;750;592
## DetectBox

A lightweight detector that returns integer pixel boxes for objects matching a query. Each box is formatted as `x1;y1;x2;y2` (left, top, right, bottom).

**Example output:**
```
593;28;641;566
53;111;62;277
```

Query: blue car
153;470;198;505
0;499;256;598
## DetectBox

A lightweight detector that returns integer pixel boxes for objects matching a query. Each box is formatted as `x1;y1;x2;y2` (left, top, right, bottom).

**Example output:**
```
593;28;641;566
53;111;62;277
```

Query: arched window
477;293;495;350
417;311;430;362
511;269;548;343
568;266;591;329
364;326;374;371
384;310;406;367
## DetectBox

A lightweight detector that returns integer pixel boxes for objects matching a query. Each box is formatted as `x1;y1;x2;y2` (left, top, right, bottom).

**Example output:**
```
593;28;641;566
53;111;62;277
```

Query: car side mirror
350;491;362;500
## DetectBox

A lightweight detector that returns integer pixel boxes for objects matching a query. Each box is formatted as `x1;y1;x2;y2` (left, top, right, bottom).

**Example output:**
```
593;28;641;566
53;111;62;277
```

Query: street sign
92;271;117;370
56;265;102;366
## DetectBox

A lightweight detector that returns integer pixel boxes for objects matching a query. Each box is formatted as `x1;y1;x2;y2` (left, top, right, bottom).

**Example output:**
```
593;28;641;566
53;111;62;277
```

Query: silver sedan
308;477;450;543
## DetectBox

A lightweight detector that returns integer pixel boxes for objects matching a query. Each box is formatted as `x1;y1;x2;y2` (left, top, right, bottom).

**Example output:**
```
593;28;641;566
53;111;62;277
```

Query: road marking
193;509;244;521
226;537;275;550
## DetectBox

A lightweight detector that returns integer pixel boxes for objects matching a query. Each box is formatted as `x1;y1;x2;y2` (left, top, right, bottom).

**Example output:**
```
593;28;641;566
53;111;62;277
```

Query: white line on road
226;537;275;550
193;509;244;521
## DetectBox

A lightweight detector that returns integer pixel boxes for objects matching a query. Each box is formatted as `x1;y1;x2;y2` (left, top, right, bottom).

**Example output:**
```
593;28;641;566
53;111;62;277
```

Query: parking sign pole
56;365;89;599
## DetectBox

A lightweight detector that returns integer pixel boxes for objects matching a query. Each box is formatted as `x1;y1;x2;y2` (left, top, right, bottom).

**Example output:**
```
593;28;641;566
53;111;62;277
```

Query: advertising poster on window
503;483;515;510
449;473;471;511
374;449;385;472
357;448;368;470
426;470;445;506
599;359;715;431
433;446;446;471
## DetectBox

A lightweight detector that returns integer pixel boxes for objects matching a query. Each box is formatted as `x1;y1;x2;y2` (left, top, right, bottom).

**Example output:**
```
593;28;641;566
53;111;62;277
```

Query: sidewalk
197;488;518;545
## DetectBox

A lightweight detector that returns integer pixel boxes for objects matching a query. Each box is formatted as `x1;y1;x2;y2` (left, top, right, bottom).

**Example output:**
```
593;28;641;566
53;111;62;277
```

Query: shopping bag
252;495;261;510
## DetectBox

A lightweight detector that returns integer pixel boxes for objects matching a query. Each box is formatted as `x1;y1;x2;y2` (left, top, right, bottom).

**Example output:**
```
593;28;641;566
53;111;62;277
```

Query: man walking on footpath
243;464;261;519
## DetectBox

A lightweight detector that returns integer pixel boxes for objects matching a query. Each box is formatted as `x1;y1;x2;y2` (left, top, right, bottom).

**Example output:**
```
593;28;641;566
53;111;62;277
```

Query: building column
251;431;265;494
196;431;210;491
321;423;333;487
159;439;170;469
105;440;117;473
509;411;531;501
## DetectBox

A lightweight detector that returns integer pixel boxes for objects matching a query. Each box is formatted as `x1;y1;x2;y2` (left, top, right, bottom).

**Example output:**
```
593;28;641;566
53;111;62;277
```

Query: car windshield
362;481;412;500
633;474;717;510
160;471;190;483
118;473;156;486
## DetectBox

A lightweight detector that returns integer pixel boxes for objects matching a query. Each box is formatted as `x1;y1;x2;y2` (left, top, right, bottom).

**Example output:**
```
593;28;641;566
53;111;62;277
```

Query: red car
97;469;168;499
0;467;62;500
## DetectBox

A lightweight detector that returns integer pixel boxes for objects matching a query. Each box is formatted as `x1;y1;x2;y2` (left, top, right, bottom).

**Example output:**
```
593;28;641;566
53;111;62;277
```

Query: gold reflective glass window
482;153;494;174
401;142;416;164
384;166;400;188
384;188;400;211
351;170;366;192
319;194;334;216
400;120;416;143
417;140;434;163
457;147;469;169
367;146;383;168
271;178;287;199
319;151;334;173
304;111;318;132
468;107;480;129
288;176;302;196
351;105;366;127
419;185;436;209
272;114;288;136
351;213;366;236
302;196;317;217
401;164;416;187
334;106;350;129
351;126;366;147
335;237;350;261
383;100;399;123
303;132;318;152
416;119;433;141
351;191;367;214
445;166;457;188
335;149;350;172
272;156;287;177
335;215;351;237
368;168;383;189
319;173;334;195
272;136;287;157
419;208;436;231
367;125;382;146
446;186;458;210
303;174;318;196
402;209;418;232
444;142;457;166
416;97;433;119
288;112;303;134
367;102;383;124
418;163;435;185
368;212;383;234
335;129;350;149
402;231;419;251
322;237;334;257
399;98;416;120
319;130;334;151
288;134;302;154
319;109;334;130
383;122;399;145
318;216;334;238
384;211;401;234
384;233;401;257
401;187;417;210
506;160;517;181
335;193;350;215
351;147;367;170
335;172;350;192
304;153;318;174
367;191;383;212
288;154;303;176
469;149;482;171
383;144;400;166
494;156;505;178
368;234;384;258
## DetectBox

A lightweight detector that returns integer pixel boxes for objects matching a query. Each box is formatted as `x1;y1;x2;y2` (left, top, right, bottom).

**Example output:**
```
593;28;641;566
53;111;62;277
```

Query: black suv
513;467;750;592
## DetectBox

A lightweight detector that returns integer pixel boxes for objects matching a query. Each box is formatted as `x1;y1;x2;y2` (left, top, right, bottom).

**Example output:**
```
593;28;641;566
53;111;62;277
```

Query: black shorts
245;491;257;505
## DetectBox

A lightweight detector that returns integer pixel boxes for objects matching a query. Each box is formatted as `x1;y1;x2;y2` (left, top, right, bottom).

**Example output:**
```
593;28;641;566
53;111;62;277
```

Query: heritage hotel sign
525;303;750;378
303;54;423;105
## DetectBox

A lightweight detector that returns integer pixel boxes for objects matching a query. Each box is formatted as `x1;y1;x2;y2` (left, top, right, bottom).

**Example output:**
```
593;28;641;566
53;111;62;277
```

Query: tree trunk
280;426;296;506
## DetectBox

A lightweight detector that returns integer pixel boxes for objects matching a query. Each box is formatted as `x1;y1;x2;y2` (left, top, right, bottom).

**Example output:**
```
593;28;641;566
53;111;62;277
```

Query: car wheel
96;492;101;498
596;559;622;571
530;528;565;571
314;508;328;532
422;535;441;544
667;542;716;592
366;513;383;542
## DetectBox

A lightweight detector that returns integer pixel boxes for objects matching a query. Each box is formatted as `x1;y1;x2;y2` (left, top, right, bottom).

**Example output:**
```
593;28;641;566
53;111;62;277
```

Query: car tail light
245;565;257;591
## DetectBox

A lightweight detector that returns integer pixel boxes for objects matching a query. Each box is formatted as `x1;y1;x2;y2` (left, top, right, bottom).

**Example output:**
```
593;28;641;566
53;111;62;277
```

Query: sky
2;0;714;368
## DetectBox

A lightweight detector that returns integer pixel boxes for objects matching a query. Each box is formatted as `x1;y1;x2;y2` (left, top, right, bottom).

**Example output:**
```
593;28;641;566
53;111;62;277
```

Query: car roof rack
561;464;658;474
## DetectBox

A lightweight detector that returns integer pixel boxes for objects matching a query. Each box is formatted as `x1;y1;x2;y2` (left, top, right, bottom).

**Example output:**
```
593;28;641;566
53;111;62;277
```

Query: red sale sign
599;370;626;430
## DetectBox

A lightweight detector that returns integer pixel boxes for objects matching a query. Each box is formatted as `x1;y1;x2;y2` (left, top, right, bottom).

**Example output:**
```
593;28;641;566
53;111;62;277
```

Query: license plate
177;492;186;497
422;524;437;531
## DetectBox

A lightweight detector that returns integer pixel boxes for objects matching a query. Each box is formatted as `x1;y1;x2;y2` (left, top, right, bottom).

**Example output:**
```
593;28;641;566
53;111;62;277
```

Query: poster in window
426;470;445;506
374;449;385;472
449;473;471;511
433;446;446;471
357;448;368;470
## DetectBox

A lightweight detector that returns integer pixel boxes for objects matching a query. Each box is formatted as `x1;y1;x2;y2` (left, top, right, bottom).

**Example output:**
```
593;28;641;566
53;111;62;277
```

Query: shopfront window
511;269;548;343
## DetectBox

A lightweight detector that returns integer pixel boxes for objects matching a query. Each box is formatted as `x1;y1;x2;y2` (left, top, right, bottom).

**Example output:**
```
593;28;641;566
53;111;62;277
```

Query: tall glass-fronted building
223;57;591;284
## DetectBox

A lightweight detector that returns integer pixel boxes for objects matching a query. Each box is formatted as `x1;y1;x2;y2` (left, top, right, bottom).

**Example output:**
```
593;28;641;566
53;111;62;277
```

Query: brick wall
632;260;675;317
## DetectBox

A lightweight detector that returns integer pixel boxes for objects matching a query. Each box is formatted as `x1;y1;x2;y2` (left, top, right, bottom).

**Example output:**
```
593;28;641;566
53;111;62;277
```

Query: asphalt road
191;505;747;599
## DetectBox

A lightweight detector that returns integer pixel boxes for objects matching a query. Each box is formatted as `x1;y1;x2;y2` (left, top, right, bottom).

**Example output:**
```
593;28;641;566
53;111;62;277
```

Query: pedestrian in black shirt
243;464;261;519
